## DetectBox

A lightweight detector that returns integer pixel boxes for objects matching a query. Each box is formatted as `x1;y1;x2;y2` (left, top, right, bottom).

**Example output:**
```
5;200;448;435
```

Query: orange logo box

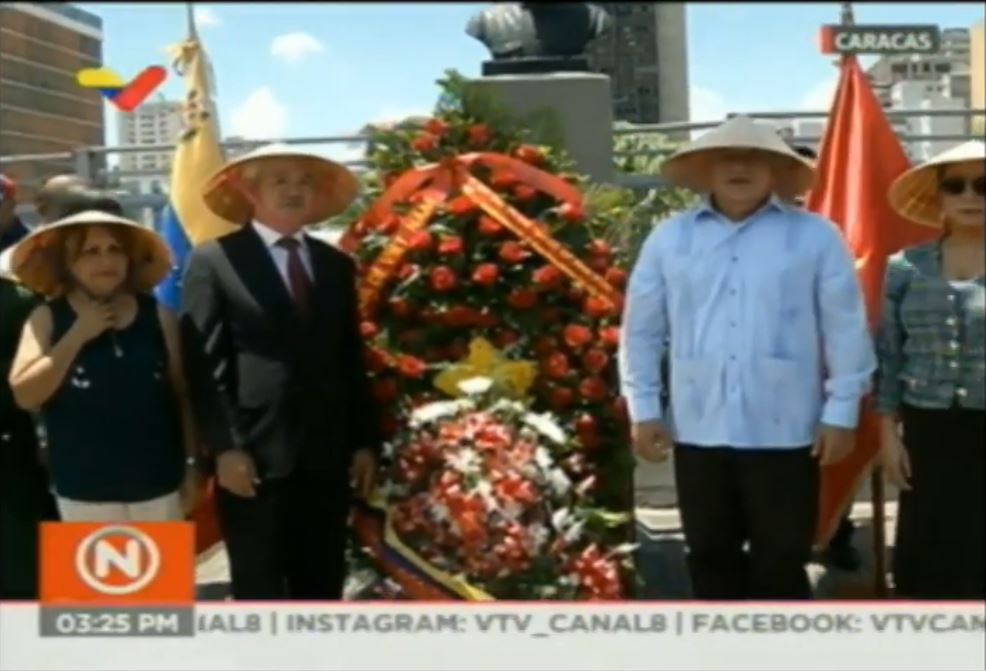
40;522;195;605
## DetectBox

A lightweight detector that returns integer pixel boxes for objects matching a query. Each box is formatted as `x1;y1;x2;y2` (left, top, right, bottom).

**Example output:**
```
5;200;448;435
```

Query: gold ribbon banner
460;175;621;310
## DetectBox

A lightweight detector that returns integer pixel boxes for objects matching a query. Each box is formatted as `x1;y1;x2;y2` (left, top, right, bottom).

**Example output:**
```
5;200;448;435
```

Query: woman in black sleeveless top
7;209;200;521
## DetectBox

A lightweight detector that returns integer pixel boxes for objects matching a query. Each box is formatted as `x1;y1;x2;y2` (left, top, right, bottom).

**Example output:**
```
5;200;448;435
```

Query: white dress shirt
618;197;876;449
251;220;314;293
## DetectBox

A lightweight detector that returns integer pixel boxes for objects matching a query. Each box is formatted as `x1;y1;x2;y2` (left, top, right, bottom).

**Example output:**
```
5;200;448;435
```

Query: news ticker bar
38;605;986;638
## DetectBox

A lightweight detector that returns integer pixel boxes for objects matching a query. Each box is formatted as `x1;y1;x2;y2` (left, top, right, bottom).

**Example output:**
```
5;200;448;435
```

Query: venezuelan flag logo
76;66;168;112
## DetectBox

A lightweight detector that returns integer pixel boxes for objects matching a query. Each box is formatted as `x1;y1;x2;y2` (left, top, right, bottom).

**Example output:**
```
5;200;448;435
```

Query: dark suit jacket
179;225;380;481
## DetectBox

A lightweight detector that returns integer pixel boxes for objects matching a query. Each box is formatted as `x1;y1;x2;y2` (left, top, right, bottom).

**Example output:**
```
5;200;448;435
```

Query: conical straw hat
660;115;815;199
8;210;172;296
888;140;986;228
203;143;360;225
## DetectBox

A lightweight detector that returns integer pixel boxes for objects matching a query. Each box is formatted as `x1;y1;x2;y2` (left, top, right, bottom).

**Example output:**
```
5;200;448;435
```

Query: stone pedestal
468;72;614;183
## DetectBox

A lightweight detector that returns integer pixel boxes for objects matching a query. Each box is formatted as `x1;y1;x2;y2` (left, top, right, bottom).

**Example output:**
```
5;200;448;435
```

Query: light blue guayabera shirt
618;197;877;448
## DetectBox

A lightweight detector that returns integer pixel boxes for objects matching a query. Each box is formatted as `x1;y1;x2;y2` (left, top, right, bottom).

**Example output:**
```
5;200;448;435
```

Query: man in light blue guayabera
619;116;875;600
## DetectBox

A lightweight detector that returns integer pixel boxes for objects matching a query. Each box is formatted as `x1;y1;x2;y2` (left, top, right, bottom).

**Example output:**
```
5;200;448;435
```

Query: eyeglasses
939;176;986;197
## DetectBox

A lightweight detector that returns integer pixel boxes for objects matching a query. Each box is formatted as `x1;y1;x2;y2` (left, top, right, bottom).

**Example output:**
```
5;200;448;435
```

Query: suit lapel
224;226;298;326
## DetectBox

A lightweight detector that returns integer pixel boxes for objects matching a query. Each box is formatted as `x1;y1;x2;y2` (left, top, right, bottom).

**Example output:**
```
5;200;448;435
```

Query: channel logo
76;66;168;112
41;522;194;605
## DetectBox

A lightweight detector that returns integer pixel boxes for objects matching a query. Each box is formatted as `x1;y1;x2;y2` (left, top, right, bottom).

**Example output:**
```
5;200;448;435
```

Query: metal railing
2;107;983;218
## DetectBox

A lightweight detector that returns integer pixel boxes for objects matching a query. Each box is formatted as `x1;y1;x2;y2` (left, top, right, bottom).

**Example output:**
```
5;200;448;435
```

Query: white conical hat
203;143;360;225
888;140;986;228
660;115;815;199
8;210;172;296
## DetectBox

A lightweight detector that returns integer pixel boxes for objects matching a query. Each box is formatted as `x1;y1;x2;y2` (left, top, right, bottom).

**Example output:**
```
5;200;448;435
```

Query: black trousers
216;465;351;600
893;405;984;600
674;444;819;600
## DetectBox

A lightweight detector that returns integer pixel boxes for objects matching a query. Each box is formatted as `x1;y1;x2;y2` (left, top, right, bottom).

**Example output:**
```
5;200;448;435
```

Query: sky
77;1;985;161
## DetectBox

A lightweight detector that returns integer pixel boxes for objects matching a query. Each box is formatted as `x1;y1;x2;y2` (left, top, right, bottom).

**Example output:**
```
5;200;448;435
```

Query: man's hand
350;448;377;499
631;420;673;463
216;449;258;498
812;424;856;466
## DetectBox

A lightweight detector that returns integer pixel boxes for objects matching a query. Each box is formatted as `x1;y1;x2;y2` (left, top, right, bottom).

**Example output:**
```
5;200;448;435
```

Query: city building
866;27;972;112
117;94;184;195
891;80;966;162
972;19;984;135
587;3;689;125
0;3;106;200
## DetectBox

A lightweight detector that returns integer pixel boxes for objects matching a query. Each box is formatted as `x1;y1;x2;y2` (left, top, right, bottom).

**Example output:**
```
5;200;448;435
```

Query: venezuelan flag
154;23;236;555
155;26;236;311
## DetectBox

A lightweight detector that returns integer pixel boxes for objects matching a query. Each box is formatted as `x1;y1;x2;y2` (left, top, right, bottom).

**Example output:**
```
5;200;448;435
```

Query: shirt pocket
751;356;816;434
669;358;723;424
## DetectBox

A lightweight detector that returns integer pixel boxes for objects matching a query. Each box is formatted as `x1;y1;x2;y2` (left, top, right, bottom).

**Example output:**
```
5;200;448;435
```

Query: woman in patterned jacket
877;140;985;599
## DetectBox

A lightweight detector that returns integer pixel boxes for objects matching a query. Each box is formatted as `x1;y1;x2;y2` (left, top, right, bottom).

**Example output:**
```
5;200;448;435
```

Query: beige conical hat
660;115;815;199
888;140;986;228
8;210;173;296
203;143;360;225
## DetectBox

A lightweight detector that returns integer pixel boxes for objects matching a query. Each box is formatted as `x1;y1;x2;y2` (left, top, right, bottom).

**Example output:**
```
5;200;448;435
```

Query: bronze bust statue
466;2;611;75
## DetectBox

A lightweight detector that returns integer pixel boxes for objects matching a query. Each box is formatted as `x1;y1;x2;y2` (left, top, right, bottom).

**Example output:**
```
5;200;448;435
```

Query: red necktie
276;237;312;317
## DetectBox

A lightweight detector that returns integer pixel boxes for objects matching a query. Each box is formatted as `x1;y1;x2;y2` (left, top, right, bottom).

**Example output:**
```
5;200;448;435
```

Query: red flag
805;55;936;544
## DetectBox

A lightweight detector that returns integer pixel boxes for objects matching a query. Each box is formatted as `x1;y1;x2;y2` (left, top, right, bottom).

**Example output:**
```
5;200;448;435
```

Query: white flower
474;480;500;513
548;468;572;497
445;447;481;475
430;501;451;524
410;399;472;426
551;507;571;531
458;376;494;396
534;446;554;470
562;520;585;544
523;411;567;445
528;523;549;553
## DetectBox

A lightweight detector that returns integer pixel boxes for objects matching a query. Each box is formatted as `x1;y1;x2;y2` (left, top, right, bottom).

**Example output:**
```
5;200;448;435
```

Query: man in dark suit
180;144;379;600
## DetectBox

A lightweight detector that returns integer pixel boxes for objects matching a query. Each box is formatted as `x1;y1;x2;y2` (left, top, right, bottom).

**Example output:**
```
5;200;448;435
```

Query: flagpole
839;0;890;599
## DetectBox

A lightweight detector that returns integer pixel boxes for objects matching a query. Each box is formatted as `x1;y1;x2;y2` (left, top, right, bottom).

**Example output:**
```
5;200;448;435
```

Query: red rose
373;378;399;403
542;352;570;379
430;266;457;292
513;184;538;202
558;202;584;223
575;413;597;436
411;133;438;152
599;326;620;349
397;355;427;379
380;414;401;436
475;310;499;327
388;298;412;318
563;324;593;350
499;241;528;264
472;263;499;286
408;230;433;251
491;170;520;190
493;329;520;348
579;376;608;402
584;295;615;318
579;433;602;451
360;321;379;338
588;239;611;257
605;267;627;288
364;348;389;373
514;144;544;164
508;289;537;310
589;256;611;273
532;336;556;357
532;265;562;287
547;385;574;410
447;195;478;216
444;306;480;327
398;263;418;280
610;396;629;422
423;117;449;136
377;213;400;234
467;123;492;147
582;348;609;374
478;215;503;236
438;235;464;255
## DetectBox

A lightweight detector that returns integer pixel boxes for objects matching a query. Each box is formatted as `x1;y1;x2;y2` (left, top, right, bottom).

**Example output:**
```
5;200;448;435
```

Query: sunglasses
939;176;986;197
